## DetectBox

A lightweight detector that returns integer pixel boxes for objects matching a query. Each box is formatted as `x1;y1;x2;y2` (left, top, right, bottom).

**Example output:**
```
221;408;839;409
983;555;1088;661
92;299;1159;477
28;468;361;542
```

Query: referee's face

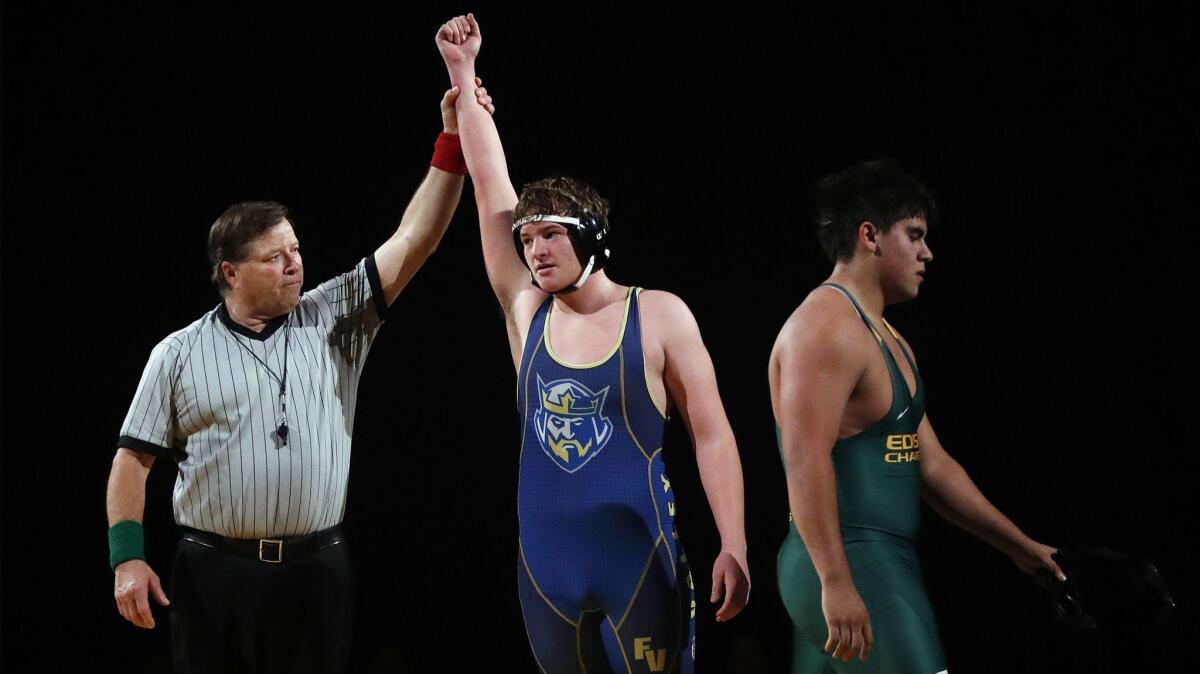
231;220;304;317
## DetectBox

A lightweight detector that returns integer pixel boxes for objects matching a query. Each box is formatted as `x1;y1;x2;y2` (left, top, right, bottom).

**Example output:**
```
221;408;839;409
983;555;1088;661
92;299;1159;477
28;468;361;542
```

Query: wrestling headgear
512;201;610;294
1040;547;1175;632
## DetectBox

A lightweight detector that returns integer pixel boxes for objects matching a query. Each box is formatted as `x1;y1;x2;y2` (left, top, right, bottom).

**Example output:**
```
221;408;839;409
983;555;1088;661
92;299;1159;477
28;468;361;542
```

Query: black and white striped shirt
118;256;386;538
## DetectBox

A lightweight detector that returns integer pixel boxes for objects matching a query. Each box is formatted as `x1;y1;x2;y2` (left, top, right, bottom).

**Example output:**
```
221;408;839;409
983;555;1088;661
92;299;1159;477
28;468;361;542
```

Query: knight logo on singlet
535;375;614;473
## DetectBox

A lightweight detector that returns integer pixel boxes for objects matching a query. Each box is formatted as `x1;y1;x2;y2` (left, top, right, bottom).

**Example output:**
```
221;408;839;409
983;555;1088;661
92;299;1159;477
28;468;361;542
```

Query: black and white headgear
512;199;610;294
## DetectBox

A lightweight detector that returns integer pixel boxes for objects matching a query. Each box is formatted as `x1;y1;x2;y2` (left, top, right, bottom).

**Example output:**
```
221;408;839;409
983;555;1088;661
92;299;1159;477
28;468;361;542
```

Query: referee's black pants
169;534;353;674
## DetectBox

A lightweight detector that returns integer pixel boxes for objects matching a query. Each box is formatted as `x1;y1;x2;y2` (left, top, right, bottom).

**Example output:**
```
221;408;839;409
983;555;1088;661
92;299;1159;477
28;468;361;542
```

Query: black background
3;3;1196;672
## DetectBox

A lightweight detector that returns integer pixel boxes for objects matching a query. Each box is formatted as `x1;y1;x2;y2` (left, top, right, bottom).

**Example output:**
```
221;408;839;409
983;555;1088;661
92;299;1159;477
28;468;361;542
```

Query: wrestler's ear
858;221;882;257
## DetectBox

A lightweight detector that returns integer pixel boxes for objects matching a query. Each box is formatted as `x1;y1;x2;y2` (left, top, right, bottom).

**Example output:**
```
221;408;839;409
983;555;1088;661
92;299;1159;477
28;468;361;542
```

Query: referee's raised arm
372;80;496;307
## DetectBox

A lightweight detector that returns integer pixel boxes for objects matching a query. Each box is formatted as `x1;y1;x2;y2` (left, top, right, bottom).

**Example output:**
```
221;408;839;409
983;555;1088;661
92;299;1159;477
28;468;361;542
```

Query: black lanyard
228;316;291;446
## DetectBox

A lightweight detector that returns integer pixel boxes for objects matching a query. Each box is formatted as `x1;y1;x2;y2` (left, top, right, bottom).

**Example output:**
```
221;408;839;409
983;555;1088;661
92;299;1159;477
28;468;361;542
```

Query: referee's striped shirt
118;256;387;539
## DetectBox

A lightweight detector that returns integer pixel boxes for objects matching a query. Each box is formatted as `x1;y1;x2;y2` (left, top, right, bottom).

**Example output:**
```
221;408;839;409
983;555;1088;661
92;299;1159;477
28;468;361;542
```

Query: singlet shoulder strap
880;318;920;375
628;287;642;328
819;283;912;395
820;283;885;345
519;295;555;363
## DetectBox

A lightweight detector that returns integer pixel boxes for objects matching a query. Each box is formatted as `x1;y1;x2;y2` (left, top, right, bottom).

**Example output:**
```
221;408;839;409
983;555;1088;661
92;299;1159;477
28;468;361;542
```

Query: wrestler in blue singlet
516;287;695;674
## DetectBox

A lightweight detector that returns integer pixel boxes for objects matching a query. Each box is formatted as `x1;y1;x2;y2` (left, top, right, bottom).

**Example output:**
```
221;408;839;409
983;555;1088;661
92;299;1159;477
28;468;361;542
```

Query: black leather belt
180;525;345;563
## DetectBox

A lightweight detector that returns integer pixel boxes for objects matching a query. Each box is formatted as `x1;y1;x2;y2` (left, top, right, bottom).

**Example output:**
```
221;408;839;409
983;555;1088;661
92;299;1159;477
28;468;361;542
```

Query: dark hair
514;176;610;230
815;160;937;263
207;201;291;294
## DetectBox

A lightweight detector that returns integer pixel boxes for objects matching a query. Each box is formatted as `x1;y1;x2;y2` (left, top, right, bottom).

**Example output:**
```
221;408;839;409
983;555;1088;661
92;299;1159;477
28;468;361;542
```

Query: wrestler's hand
435;13;481;67
710;549;750;622
113;559;170;629
1011;540;1067;582
820;578;873;662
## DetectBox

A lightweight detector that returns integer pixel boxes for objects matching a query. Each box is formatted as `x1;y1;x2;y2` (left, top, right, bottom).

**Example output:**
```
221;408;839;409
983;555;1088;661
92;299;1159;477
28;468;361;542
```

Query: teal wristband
108;520;145;570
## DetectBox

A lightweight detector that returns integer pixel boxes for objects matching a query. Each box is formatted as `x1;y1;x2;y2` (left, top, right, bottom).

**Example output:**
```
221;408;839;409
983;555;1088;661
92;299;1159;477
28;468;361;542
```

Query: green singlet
776;283;948;674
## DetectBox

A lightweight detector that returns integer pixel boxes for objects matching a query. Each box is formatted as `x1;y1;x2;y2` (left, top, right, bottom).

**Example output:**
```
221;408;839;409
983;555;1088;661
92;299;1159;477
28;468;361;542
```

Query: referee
104;84;494;673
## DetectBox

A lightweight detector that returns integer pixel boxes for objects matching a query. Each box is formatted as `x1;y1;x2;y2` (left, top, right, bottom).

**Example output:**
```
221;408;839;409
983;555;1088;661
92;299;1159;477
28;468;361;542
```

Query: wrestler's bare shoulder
774;286;866;353
636;288;692;324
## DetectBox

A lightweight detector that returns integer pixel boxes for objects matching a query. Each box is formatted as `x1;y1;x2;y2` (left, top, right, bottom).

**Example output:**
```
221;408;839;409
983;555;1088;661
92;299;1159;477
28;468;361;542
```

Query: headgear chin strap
512;212;610;295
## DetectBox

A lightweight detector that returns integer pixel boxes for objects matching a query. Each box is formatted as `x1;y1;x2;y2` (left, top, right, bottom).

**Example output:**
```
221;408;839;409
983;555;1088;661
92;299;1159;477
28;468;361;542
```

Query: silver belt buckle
258;538;284;563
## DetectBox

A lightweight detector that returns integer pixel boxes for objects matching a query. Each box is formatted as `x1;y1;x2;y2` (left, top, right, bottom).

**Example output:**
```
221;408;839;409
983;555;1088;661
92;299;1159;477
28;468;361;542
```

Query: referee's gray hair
207;201;291;295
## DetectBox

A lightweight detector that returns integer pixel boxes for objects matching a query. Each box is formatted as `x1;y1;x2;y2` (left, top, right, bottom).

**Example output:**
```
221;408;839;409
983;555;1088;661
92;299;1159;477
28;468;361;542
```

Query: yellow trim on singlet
518;338;544;465
647;447;676;575
606;615;635;674
519;540;578;627
613;571;686;673
880;317;919;397
635;288;669;419
576;610;589;674
645;371;667;419
881;318;902;341
543;288;633;369
619;346;655;463
615;533;666;632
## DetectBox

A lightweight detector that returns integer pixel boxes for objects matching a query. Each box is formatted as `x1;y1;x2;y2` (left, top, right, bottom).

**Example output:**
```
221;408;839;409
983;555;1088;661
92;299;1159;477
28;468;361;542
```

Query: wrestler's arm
916;415;1066;580
107;448;170;629
771;299;873;662
372;88;474;308
885;330;1066;581
647;291;750;622
436;13;546;367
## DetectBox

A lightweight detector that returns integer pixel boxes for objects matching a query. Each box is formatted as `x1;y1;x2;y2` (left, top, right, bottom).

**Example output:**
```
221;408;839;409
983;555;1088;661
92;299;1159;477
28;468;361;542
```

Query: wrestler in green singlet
769;160;1064;674
777;283;946;674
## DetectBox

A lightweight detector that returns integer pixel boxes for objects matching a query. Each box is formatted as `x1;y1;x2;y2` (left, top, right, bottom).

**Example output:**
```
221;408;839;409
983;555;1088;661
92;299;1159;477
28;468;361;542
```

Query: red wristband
431;132;468;175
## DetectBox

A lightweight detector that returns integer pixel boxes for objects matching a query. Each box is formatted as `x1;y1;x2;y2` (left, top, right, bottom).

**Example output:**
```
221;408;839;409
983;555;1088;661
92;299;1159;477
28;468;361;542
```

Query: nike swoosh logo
897;406;910;420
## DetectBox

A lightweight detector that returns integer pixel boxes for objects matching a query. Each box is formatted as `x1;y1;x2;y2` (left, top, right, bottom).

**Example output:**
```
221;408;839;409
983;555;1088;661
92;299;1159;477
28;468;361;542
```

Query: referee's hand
114;560;170;629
